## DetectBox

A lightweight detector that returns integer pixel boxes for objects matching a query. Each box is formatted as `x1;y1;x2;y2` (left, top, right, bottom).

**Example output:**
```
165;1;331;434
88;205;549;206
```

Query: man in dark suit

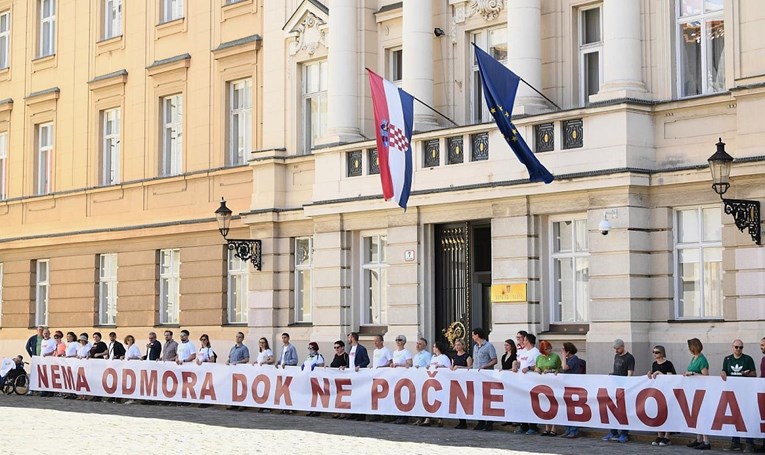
143;332;162;360
347;332;370;421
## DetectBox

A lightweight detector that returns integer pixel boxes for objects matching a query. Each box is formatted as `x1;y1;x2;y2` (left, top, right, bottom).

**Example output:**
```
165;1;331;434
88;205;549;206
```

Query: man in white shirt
412;337;432;369
176;330;197;365
369;334;393;422
514;333;540;435
41;329;56;357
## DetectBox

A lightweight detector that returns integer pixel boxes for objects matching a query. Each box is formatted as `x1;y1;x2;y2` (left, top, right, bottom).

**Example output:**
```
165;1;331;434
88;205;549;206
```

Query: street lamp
707;138;761;245
214;197;263;270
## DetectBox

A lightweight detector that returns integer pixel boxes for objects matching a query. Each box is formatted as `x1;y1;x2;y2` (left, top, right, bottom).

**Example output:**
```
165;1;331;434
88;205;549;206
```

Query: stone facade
0;0;764;374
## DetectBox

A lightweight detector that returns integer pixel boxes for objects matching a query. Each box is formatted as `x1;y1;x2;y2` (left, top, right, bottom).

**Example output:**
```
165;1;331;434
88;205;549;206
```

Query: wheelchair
1;362;29;396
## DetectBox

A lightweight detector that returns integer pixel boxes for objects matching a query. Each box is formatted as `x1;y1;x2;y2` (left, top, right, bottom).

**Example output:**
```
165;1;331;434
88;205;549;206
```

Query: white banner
31;357;765;437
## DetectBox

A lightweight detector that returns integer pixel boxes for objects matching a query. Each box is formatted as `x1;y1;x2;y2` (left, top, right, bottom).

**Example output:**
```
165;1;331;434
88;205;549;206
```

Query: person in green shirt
684;338;710;450
535;340;561;436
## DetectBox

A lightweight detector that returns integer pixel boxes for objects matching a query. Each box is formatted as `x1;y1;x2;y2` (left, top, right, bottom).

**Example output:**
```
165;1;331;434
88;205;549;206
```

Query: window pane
678;248;700;317
704;0;723;13
553;221;573;253
677;209;700;243
680;0;703;17
706;20;725;93
703;247;722;317
582;8;601;44
702;207;721;241
574;219;588;252
680;21;702;97
488;28;507;61
584;52;600;98
297;270;311;321
555;257;573;322
295;238;311;266
575;257;590;321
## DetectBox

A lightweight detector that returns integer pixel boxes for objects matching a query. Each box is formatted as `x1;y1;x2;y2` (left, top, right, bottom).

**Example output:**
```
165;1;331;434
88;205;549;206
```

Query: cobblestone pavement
0;394;736;454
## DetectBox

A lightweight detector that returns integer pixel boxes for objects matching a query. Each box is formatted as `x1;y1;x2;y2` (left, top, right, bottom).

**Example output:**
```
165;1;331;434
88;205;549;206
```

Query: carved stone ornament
289;12;327;56
469;0;505;21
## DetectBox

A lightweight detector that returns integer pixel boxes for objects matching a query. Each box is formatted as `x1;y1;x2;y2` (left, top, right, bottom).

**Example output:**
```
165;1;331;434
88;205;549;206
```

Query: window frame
0;131;7;200
102;0;122;40
98;253;118;326
675;1;725;97
35;259;49;327
38;0;56;58
36;122;53;195
469;26;507;124
294;236;313;323
578;4;603;105
0;10;10;69
160;94;183;177
386;46;403;84
673;206;723;319
101;108;121;185
227;78;252;166
302;59;327;154
360;233;388;326
548;215;590;323
227;249;249;324
159;249;180;325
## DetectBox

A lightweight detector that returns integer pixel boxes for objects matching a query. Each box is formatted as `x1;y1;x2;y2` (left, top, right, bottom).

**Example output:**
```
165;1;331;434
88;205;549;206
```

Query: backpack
578;358;587;374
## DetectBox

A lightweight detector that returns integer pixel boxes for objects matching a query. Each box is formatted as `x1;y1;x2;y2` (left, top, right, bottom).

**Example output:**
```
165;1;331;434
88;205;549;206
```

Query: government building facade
0;0;763;374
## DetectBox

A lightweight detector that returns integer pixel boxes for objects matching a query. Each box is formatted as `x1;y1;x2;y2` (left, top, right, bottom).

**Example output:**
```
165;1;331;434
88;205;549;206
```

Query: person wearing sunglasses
647;345;675;446
721;340;756;452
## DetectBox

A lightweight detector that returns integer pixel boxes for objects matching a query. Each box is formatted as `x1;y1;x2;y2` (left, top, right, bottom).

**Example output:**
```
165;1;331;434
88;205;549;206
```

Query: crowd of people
9;325;765;451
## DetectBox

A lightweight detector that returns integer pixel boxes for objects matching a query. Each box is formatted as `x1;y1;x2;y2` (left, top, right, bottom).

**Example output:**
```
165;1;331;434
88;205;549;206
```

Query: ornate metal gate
435;223;470;347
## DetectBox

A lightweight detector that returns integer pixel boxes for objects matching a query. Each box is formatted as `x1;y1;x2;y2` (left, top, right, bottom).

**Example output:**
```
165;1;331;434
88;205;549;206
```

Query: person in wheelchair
0;355;26;390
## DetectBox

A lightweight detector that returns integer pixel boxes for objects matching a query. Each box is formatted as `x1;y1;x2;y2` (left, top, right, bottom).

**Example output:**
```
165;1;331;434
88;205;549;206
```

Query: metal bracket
226;239;263;270
722;198;761;245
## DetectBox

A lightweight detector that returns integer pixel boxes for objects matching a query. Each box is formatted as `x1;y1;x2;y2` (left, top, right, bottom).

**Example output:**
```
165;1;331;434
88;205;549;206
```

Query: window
470;27;507;123
103;0;122;40
162;0;183;23
386;47;403;83
36;123;53;195
228;78;252;166
101;108;120;185
159;249;180;324
579;5;603;104
35;259;49;327
303;60;327;153
38;0;55;57
675;207;722;318
0;10;10;69
98;254;118;326
676;0;724;97
227;249;248;324
362;234;387;325
160;94;183;176
550;218;589;322
294;237;313;323
0;132;7;200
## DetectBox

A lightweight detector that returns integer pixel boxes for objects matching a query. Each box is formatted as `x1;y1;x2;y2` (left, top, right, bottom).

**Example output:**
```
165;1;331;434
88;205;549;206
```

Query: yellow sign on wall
491;283;527;303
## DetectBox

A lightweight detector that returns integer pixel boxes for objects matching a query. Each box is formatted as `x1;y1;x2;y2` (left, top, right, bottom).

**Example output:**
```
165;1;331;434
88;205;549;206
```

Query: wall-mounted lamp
707;138;761;245
214;197;263;269
598;209;617;236
434;27;445;37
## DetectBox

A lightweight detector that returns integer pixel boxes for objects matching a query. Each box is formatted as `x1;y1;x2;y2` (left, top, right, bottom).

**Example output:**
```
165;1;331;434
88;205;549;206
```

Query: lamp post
707;138;761;245
214;197;263;270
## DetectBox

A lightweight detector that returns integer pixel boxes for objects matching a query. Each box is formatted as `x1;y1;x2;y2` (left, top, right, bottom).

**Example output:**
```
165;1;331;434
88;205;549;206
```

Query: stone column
506;0;547;114
589;0;647;102
322;0;363;145
403;0;437;130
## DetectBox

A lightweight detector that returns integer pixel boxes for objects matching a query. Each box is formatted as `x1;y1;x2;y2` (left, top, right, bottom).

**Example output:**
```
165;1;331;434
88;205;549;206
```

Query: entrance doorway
434;221;492;347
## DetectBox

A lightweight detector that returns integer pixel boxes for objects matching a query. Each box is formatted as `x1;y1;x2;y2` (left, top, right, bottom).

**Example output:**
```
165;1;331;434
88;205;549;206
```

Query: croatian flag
367;69;414;210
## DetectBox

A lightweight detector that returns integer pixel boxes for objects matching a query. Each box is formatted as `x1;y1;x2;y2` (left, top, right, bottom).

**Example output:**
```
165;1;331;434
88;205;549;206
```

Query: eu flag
473;44;554;184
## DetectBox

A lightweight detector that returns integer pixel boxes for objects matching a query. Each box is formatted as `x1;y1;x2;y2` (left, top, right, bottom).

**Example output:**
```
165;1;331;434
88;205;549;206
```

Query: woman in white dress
197;334;217;364
124;335;142;360
255;338;274;366
417;341;452;427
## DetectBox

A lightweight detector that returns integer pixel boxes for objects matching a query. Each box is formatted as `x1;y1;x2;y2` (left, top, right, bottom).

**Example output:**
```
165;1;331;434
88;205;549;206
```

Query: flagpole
412;96;460;128
519;79;562;111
